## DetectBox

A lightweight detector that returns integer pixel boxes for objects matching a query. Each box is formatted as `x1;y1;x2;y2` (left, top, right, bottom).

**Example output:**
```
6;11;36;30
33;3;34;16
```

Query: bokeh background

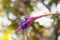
0;0;60;40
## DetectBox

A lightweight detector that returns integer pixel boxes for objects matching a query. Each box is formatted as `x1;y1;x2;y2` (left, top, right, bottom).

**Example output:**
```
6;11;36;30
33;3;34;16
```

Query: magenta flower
17;14;60;31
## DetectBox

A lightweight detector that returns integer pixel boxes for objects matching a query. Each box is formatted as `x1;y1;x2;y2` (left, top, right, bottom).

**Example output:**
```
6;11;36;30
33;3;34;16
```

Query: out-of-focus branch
38;0;58;11
53;18;60;40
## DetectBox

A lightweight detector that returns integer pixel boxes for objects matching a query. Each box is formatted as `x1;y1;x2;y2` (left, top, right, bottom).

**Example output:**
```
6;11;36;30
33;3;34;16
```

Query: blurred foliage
0;0;60;40
2;0;11;11
33;22;44;34
32;36;39;40
30;31;39;40
50;0;53;5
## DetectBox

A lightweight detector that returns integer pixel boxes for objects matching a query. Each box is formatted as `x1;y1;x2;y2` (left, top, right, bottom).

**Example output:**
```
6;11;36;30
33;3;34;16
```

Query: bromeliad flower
17;14;60;31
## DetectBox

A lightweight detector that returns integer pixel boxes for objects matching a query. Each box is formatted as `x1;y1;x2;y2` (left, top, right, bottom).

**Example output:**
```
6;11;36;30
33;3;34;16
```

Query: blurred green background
0;0;60;40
